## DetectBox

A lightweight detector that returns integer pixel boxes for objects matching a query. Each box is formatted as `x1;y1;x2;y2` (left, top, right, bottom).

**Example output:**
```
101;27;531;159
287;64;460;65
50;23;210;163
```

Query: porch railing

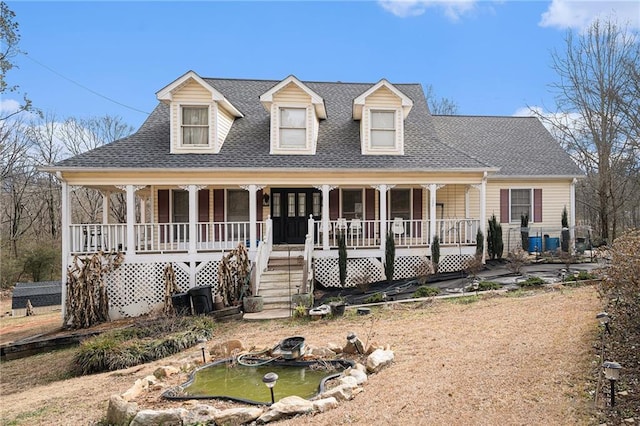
311;218;480;249
69;221;264;254
436;219;480;246
252;218;273;295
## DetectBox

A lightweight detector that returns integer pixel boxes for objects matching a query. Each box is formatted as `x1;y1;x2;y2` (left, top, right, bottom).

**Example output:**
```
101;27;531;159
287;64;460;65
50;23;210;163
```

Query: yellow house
46;71;583;318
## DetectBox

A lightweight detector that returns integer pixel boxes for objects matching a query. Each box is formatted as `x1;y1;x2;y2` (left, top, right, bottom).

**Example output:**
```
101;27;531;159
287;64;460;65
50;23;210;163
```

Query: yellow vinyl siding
272;83;312;104
485;179;573;228
217;107;235;152
172;80;212;102
365;86;403;107
435;185;467;219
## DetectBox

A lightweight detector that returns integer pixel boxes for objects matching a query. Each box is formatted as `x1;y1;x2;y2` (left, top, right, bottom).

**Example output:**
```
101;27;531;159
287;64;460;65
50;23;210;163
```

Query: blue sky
4;1;639;129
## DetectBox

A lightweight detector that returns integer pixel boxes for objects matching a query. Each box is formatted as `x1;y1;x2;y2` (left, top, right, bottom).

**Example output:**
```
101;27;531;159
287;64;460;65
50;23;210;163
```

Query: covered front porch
60;178;487;318
64;182;487;257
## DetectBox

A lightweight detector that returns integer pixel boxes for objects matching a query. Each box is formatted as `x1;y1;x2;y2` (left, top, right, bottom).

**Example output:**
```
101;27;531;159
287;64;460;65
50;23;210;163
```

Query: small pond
164;358;353;405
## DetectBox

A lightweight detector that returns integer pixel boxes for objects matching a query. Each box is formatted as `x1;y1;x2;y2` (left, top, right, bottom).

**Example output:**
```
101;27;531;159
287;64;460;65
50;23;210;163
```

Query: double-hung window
279;107;306;148
510;189;532;222
181;106;209;146
370;110;396;148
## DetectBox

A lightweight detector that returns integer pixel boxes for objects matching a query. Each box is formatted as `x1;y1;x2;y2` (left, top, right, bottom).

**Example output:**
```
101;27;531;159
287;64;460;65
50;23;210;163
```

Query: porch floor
243;308;291;321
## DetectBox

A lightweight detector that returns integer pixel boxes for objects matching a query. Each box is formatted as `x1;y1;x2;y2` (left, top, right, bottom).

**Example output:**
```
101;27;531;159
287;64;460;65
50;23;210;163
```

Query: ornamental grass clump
413;285;440;298
73;316;215;375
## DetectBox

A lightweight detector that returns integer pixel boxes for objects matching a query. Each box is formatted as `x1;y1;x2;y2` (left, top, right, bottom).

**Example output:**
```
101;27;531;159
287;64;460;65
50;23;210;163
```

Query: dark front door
271;188;321;244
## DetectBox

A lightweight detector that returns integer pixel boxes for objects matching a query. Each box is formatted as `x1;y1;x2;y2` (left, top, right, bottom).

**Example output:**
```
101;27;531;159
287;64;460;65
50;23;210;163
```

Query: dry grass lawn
0;286;600;425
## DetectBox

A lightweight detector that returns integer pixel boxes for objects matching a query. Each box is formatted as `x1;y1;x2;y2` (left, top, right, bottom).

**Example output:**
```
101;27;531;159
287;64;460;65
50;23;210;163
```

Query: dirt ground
0;286;600;425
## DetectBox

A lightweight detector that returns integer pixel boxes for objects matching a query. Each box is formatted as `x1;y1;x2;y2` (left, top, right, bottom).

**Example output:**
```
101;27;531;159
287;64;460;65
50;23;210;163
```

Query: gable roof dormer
156;70;243;154
353;79;414;156
260;75;326;155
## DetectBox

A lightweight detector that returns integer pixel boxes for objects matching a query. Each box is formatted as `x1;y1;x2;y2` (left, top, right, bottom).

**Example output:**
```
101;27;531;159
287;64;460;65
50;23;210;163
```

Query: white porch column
140;195;147;224
125;185;135;256
188;185;198;254
570;178;577;242
321;185;332;250
248;184;258;253
377;184;388;252
480;174;487;261
101;191;110;224
60;177;69;320
429;184;437;244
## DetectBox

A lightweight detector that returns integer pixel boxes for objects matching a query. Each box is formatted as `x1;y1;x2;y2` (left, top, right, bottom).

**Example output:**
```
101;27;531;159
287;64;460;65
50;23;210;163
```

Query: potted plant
327;296;346;317
242;293;263;313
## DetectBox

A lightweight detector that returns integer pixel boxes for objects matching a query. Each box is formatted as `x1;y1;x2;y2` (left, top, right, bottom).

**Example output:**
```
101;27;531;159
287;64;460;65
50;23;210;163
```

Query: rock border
106;338;394;425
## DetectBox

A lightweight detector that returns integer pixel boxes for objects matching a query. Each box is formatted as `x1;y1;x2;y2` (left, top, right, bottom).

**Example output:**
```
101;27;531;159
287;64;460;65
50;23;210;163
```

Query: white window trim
271;102;314;154
176;103;216;151
278;106;308;149
509;188;533;224
363;106;404;155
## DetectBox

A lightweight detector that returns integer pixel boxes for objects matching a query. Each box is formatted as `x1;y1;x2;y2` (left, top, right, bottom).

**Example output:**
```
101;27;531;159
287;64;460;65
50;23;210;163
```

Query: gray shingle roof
431;115;583;177
12;281;62;309
52;77;580;177
53;78;491;172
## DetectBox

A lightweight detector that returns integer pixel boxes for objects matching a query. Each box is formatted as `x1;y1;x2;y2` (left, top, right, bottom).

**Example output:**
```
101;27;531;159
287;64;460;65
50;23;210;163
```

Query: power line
21;52;151;115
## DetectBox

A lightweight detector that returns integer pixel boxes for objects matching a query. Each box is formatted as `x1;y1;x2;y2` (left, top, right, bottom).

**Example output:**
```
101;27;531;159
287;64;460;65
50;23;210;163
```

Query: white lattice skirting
314;254;473;288
105;260;221;319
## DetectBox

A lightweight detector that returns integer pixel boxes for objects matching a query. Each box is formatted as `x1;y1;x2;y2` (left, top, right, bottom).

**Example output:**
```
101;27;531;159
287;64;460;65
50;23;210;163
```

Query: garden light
198;337;207;364
262;372;278;404
346;332;364;354
603;361;622;407
596;312;611;334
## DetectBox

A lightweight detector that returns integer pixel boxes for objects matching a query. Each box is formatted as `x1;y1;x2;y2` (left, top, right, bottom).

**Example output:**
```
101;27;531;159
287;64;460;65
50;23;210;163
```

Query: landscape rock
327;341;343;353
215;407;263;425
338;375;359;388
181;404;219;425
153;365;180;378
105;394;138;426
366;349;394;373
258;395;314;423
348;368;368;384
365;340;383;355
312;397;338;413
319;384;354;401
130;408;186;426
310;346;336;357
122;378;148;401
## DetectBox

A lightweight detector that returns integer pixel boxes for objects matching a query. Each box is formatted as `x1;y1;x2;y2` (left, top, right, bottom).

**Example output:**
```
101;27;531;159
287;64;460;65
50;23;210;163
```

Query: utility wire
21;52;150;115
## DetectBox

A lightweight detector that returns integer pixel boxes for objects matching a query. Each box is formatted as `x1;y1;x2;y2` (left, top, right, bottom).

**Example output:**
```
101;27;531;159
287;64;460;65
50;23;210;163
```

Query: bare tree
57;115;134;222
25;112;64;239
0;119;39;256
0;2;33;120
535;19;640;242
425;84;459;115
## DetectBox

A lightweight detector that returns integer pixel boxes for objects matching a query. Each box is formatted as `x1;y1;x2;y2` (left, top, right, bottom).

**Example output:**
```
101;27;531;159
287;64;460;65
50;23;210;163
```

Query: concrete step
268;257;304;267
269;250;304;259
258;287;297;297
243;308;292;321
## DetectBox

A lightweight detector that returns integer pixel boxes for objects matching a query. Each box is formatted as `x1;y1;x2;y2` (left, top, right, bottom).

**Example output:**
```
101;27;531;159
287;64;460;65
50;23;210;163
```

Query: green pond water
184;363;341;404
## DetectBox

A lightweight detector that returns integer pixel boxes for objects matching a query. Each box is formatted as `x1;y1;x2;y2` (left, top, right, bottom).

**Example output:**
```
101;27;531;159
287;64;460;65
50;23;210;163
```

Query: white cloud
539;0;640;31
379;0;477;20
513;105;585;138
0;98;21;115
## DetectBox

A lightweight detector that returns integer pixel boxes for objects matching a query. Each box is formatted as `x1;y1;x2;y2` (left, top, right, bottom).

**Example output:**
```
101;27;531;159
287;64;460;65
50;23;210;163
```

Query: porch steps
257;269;304;310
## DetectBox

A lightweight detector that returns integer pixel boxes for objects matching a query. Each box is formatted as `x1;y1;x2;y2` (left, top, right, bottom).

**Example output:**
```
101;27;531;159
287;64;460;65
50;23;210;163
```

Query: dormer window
280;107;307;148
370;110;396;148
156;70;243;154
353;79;413;156
182;106;209;146
260;75;326;155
